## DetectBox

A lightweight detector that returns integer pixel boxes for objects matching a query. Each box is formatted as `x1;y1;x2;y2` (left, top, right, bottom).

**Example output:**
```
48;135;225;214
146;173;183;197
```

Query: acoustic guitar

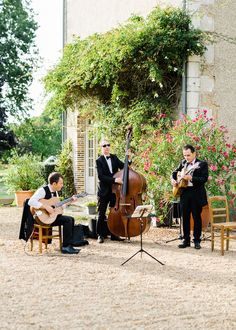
172;163;200;197
31;192;87;225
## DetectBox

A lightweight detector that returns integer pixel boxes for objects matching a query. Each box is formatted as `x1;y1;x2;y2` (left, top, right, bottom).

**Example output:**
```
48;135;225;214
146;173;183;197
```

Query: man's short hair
100;140;109;147
48;172;63;184
183;144;195;153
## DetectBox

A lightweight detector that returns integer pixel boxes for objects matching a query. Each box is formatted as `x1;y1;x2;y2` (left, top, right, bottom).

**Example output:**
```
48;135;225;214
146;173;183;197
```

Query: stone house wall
63;0;236;193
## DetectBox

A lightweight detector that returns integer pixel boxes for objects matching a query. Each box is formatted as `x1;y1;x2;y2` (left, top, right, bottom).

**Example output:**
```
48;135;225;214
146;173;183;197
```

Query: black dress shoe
72;240;89;247
62;245;80;254
194;242;201;249
111;235;125;241
97;236;104;243
178;241;190;248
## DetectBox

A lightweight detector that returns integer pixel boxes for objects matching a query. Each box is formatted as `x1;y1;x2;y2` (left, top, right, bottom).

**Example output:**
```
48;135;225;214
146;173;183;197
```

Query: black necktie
106;156;111;160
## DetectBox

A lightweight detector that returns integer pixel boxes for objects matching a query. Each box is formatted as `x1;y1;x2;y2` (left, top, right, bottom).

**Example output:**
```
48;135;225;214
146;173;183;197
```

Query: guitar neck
56;197;73;208
55;193;87;208
184;163;199;175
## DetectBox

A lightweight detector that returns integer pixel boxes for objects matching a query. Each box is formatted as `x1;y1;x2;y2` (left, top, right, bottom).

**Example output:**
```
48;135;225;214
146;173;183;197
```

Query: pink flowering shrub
136;110;236;220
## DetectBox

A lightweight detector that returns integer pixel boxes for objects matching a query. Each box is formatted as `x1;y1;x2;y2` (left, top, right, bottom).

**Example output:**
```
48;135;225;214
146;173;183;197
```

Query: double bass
107;127;151;238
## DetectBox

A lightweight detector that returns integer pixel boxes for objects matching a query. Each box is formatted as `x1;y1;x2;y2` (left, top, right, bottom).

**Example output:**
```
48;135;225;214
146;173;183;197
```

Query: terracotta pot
190;204;210;232
15;190;35;207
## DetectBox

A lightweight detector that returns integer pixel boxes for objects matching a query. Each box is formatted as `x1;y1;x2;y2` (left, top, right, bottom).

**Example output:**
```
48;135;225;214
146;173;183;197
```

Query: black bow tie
106;156;111;160
187;162;193;166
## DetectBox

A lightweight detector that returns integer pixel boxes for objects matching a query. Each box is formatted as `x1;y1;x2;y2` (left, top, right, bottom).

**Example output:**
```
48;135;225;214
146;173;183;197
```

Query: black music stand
121;205;164;266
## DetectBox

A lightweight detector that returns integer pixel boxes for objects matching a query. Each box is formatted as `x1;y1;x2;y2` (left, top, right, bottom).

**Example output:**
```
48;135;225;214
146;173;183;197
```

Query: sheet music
131;205;153;218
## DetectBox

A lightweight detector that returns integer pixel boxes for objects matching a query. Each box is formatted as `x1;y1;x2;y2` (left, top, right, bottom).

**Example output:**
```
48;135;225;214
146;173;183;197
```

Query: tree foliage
0;107;16;157
10;108;62;159
45;6;206;154
0;0;37;157
0;0;38;117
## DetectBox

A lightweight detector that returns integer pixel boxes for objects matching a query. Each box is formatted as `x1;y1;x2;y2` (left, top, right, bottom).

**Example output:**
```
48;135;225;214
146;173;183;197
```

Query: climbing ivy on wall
44;6;206;154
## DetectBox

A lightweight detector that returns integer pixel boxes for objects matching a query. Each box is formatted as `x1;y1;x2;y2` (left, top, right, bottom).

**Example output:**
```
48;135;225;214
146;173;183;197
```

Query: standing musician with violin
171;144;208;249
28;172;80;254
96;140;129;243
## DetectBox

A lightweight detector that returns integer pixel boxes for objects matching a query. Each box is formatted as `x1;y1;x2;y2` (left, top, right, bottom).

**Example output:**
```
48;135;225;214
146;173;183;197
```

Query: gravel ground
0;205;235;330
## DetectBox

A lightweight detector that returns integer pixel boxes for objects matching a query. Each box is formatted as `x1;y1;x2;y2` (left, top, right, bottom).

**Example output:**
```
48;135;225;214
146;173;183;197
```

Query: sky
29;0;63;117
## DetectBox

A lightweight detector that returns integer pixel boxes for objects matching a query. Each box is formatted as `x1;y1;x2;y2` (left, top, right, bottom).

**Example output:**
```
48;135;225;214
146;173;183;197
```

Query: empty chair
208;196;236;255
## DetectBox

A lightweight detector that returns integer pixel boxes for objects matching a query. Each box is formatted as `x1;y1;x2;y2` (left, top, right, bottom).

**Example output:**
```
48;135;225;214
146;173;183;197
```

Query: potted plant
4;153;45;206
86;201;97;215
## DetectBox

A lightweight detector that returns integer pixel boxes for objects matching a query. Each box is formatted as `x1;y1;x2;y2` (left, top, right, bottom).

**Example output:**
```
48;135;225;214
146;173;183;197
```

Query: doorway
85;125;96;194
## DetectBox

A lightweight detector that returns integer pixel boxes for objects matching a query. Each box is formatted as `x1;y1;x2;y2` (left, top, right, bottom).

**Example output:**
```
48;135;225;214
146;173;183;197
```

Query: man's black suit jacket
172;158;209;207
96;154;124;198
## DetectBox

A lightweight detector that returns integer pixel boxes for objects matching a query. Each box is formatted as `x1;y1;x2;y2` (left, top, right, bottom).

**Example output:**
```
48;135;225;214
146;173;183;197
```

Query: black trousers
97;195;114;237
52;215;75;247
180;188;202;243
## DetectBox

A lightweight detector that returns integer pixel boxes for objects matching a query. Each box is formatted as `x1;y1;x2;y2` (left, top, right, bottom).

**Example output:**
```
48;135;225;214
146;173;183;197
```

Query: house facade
62;0;236;194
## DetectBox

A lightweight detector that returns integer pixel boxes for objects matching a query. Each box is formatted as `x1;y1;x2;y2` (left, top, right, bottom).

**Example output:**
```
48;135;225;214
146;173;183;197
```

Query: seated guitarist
171;144;208;250
28;172;80;254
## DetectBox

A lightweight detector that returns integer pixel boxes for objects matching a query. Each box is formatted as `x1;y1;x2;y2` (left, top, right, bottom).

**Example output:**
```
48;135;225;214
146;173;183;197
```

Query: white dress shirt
28;185;58;209
186;159;197;187
104;155;113;174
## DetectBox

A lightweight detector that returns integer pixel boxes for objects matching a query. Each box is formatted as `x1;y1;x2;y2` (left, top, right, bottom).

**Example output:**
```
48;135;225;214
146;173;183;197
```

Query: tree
0;105;17;156
0;0;37;116
0;0;37;155
10;108;62;159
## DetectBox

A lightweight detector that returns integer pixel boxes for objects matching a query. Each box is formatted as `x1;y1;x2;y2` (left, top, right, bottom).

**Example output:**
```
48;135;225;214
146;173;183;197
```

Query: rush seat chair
208;196;236;256
30;223;62;254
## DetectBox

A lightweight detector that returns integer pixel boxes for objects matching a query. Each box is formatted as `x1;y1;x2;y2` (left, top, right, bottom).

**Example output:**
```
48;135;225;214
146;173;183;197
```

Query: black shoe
72;240;89;247
194;242;201;249
178;240;190;248
111;235;125;241
62;245;80;254
97;236;104;243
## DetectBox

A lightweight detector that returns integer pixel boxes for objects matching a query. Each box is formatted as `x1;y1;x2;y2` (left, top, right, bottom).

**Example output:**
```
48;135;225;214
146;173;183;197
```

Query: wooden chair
30;223;62;254
208;196;236;255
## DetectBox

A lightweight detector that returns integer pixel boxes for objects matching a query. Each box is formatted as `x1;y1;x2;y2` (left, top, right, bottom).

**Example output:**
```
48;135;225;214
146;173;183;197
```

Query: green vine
44;6;206;154
56;140;76;198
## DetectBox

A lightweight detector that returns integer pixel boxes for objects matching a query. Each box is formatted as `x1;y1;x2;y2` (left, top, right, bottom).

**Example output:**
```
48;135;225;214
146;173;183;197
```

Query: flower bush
136;110;236;221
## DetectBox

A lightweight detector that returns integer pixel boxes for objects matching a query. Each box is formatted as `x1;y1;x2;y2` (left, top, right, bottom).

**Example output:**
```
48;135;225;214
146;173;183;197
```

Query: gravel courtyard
0;206;235;330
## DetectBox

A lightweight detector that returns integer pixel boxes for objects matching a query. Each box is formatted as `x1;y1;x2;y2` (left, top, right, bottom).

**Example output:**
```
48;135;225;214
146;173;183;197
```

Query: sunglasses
102;144;110;148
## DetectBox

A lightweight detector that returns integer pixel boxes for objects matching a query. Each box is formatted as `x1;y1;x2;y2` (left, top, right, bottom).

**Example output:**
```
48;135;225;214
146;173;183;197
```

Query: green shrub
4;153;45;192
56;140;76;198
86;201;97;207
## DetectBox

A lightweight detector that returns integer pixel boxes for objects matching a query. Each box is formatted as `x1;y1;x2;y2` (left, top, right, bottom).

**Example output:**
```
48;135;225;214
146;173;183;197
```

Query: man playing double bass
171;144;208;249
96;140;128;243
